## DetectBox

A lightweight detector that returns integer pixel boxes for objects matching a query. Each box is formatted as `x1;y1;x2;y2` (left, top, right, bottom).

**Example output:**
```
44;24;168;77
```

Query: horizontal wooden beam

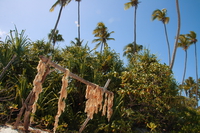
39;55;111;93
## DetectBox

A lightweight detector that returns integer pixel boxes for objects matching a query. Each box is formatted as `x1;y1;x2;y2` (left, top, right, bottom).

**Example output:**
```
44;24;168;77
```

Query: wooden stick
0;54;17;80
79;79;111;133
14;91;33;129
39;55;111;94
79;117;90;133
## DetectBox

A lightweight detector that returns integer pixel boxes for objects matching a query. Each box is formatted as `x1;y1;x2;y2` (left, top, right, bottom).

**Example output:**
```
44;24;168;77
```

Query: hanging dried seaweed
84;85;114;121
53;69;70;132
85;85;103;119
30;60;47;122
107;92;114;121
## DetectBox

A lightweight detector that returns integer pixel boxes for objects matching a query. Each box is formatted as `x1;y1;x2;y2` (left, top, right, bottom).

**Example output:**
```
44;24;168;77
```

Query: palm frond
107;38;115;41
164;17;170;24
94;42;101;49
152;15;158;21
50;1;60;12
124;2;132;10
50;0;71;12
190;31;196;38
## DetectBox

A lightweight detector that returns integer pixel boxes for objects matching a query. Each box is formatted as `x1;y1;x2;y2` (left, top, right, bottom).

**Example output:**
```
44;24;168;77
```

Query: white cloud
0;29;7;36
108;18;115;23
74;21;80;27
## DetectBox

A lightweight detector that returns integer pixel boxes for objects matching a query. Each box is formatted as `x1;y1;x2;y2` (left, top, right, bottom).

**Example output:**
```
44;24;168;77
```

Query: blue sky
0;0;199;85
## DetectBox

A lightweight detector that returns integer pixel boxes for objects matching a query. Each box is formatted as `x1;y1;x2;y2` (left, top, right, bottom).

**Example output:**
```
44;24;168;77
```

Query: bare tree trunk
182;50;187;84
194;43;199;107
49;5;63;48
24;92;35;133
0;54;17;80
14;91;33;129
170;0;181;69
163;23;171;65
133;6;137;54
78;0;81;43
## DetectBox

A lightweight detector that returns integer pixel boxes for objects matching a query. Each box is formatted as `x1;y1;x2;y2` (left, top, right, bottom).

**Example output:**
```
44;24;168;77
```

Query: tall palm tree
123;42;143;61
186;31;198;106
124;0;140;54
92;22;115;53
184;77;196;98
75;0;81;42
48;29;64;48
178;35;192;86
152;8;171;65
70;37;83;46
170;0;181;70
49;0;71;43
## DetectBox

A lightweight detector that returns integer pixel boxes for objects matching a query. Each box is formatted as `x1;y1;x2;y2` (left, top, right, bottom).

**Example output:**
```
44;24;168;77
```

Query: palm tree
186;31;198;106
170;0;181;70
123;42;143;61
75;0;81;41
184;77;196;98
49;0;71;43
124;0;140;54
92;22;115;53
71;37;83;46
178;35;192;87
152;8;171;65
48;29;64;48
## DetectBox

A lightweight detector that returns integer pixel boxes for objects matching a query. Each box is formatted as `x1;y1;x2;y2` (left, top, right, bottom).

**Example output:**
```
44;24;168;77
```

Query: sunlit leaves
119;49;178;131
6;26;31;57
124;0;140;10
152;9;170;24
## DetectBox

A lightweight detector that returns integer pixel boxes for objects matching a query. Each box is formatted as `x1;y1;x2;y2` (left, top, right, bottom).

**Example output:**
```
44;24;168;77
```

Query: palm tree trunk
133;6;137;54
49;5;63;47
194;43;199;106
163;23;171;65
182;50;187;96
78;0;81;44
170;0;181;70
100;42;103;54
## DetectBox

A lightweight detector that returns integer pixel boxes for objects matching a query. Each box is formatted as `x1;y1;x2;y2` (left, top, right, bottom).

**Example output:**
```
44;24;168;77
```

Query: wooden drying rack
14;55;112;133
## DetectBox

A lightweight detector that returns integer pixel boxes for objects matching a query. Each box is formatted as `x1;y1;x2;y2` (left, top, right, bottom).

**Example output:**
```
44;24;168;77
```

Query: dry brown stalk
53;69;70;133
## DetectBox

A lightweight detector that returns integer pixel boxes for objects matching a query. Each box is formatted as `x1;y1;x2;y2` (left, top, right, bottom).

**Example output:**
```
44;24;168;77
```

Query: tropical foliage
123;42;143;62
92;22;115;53
48;29;64;48
1;0;200;133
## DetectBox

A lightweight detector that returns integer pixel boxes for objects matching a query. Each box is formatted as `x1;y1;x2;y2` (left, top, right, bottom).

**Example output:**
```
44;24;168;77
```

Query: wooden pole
39;55;112;94
14;91;33;129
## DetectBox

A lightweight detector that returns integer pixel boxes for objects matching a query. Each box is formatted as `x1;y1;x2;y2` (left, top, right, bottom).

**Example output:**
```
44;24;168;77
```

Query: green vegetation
0;0;199;132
